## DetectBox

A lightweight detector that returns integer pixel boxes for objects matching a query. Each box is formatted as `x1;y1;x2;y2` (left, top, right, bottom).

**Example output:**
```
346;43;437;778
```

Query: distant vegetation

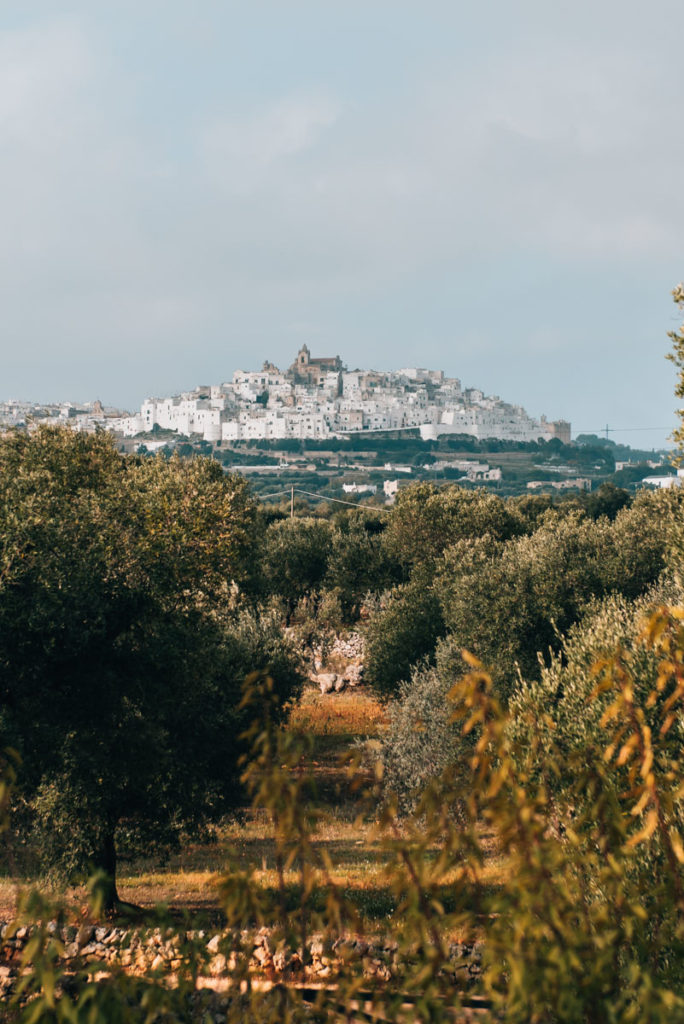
141;427;672;504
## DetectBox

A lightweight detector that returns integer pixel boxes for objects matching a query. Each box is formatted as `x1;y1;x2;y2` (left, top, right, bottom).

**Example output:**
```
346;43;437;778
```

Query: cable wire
294;488;391;512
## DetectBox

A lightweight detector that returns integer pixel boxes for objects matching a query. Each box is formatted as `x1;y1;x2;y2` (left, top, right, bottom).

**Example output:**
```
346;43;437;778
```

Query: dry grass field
0;683;506;929
288;685;388;739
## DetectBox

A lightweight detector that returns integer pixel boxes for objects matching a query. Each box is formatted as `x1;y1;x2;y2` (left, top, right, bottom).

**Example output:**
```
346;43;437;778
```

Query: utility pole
290;485;294;518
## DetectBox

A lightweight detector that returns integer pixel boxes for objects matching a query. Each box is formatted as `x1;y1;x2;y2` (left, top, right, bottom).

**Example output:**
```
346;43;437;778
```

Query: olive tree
381;482;521;571
0;428;300;910
437;498;673;701
259;517;331;620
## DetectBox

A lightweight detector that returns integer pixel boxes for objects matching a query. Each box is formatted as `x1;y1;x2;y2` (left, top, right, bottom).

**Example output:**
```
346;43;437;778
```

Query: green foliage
259;517;331;616
437;496;673;702
323;510;400;620
379;620;684;1021
366;489;672;706
364;570;445;697
382;482;522;570
578;481;632;520
0;428;299;906
5;618;684;1021
507;582;683;800
507;492;555;531
381;659;467;815
667;281;684;461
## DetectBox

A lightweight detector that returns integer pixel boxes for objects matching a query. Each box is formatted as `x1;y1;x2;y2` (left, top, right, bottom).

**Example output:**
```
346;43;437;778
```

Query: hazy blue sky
2;2;683;448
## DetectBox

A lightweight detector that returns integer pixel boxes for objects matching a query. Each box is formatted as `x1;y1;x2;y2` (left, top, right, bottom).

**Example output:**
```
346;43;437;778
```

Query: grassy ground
289;685;388;736
115;685;394;921
0;684;506;929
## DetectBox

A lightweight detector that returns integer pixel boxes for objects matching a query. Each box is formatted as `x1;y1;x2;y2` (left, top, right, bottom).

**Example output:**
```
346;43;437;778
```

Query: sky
2;2;683;449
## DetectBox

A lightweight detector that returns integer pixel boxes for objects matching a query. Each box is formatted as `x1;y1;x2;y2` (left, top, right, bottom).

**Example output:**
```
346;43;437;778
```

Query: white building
99;349;571;447
342;482;378;495
640;470;684;489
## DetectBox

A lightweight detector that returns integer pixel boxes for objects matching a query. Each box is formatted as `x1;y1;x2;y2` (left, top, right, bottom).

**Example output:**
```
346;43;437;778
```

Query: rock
252;945;271;967
210;954;227;976
272;949;289;973
288;951;303;972
344;663;364;686
317;673;336;695
77;925;94;948
207;934;221;954
146;930;162;948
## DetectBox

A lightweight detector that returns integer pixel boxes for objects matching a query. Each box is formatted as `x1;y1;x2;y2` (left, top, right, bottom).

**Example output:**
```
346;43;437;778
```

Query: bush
259;517;331;617
437;497;673;701
324;511;400;621
363;570;445;697
507;579;683;798
381;482;522;570
381;656;469;815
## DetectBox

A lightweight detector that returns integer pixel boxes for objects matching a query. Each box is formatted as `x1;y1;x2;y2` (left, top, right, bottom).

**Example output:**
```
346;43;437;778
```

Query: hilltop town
0;346;570;447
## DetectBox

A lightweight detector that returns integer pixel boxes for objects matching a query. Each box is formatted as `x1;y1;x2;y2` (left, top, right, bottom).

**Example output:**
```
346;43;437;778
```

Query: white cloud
201;95;340;191
0;19;95;145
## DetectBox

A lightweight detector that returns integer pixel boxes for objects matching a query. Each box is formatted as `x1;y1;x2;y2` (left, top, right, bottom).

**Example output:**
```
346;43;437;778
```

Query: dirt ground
0;685;504;930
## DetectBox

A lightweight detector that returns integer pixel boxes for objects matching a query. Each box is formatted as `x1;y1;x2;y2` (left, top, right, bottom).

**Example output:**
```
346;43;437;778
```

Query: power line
256;485;391;513
576;427;671;433
294;487;391;513
257;488;292;499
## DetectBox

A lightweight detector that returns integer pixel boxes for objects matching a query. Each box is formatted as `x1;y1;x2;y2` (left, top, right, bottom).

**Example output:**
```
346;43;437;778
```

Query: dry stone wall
312;632;365;694
0;920;483;993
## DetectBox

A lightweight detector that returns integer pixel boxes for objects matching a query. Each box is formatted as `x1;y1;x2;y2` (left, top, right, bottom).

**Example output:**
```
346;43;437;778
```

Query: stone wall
0;920;482;990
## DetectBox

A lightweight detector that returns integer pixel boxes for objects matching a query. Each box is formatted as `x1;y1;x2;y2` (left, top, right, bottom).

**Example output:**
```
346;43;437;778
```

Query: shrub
437;497;673;702
381;482;522;570
259;517;331;618
381;659;467;815
507;579;683;798
363;569;445;697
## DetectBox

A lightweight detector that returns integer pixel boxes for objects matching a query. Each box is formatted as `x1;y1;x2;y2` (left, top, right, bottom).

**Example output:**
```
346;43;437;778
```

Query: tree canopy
0;428;300;909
